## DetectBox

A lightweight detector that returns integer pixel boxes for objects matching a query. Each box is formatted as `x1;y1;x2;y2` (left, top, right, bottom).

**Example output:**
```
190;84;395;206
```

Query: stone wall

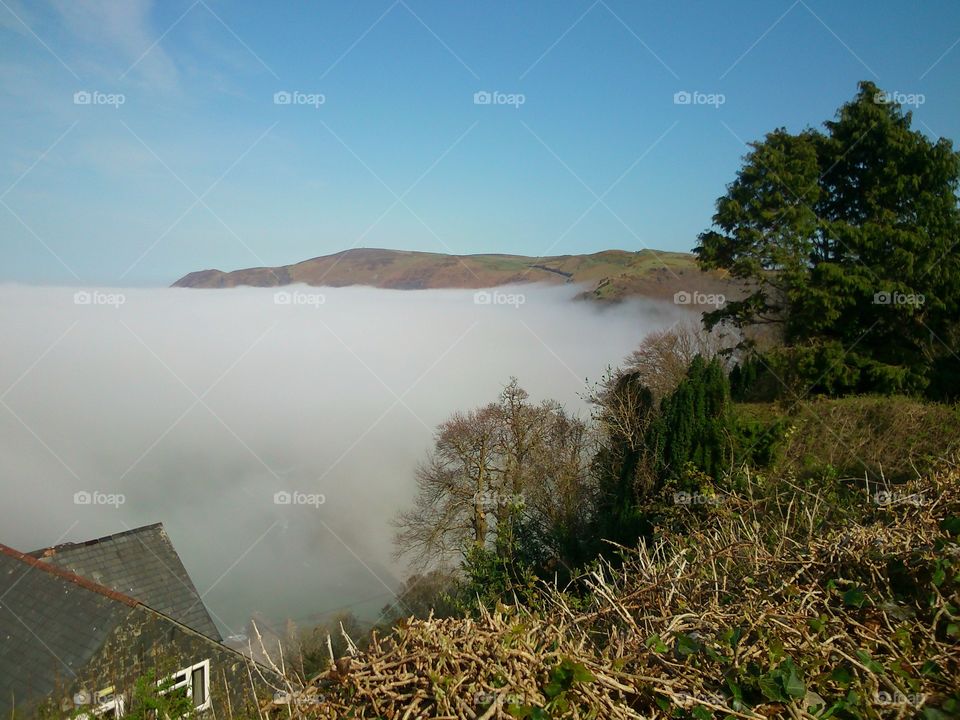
46;605;280;718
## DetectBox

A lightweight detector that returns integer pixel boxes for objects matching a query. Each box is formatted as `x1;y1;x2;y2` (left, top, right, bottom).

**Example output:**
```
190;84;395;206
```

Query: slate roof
30;523;222;642
0;543;138;710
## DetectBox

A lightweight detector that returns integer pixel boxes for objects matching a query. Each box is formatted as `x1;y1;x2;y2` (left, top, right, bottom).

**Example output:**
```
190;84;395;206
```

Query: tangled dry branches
268;464;960;719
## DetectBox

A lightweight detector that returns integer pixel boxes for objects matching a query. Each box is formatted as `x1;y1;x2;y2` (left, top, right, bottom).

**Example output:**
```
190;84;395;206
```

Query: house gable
31;523;222;642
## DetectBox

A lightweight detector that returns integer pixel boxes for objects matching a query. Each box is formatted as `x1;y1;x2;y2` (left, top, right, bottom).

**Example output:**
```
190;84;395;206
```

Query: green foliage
697;80;960;401
122;669;197;720
456;506;539;613
589;357;736;557
589;371;656;549
647;355;734;484
506;658;595;719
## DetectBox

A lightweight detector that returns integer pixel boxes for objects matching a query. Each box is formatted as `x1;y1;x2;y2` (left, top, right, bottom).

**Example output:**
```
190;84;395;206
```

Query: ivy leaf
571;662;595;684
542;681;563;700
842;588;868;608
507;706;533;719
855;649;884;674
726;678;743;702
940;516;960;536
675;633;702;658
783;664;806;699
646;634;669;653
830;666;853;687
758;674;786;702
932;562;947;587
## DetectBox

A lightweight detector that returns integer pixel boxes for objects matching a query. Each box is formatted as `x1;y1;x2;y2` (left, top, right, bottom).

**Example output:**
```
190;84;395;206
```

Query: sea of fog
0;283;690;636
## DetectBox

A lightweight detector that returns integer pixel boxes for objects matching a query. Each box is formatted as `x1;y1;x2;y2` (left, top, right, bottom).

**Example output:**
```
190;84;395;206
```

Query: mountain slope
172;248;737;302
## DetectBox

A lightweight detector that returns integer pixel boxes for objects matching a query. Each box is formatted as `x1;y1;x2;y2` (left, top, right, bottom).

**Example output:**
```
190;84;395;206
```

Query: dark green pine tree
649;355;732;483
697;81;960;399
590;372;656;550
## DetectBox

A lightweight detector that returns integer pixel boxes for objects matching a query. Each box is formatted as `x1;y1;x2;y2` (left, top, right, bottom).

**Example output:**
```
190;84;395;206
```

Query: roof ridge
30;522;165;557
0;543;141;607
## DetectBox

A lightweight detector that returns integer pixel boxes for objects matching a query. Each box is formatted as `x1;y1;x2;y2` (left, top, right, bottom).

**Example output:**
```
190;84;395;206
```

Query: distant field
172;247;740;303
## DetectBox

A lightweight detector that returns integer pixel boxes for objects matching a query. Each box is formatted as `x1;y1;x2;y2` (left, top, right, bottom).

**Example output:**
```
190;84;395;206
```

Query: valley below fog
0;283;689;636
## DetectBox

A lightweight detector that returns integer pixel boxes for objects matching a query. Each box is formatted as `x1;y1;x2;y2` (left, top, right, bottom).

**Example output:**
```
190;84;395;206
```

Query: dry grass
265;463;960;719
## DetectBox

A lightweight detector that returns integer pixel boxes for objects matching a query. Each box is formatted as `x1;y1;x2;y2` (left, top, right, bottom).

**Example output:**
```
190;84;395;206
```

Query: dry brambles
262;462;960;719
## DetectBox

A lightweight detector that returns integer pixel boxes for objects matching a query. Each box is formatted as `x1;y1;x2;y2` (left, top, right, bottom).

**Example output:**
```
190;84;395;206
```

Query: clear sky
2;0;958;285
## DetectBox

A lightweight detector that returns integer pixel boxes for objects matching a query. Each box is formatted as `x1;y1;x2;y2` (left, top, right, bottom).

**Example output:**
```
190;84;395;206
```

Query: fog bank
0;284;689;634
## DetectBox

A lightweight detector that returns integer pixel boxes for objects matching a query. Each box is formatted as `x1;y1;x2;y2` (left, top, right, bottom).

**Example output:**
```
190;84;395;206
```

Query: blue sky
2;0;958;286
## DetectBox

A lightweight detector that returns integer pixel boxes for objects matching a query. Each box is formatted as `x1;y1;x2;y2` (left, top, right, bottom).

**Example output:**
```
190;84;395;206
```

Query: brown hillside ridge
171;248;743;303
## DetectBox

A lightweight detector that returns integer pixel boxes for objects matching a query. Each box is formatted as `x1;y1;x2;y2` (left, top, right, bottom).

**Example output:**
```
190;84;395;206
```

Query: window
160;659;211;713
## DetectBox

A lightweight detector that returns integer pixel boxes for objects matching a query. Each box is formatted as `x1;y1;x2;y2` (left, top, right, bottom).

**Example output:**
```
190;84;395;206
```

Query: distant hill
171;248;739;303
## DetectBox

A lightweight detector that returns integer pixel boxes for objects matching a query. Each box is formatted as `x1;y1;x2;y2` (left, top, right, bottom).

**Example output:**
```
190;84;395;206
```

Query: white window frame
159;659;211;713
94;695;125;718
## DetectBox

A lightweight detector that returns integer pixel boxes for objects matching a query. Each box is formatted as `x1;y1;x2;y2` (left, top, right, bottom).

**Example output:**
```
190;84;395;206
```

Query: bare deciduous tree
393;405;501;565
393;379;593;569
620;318;737;402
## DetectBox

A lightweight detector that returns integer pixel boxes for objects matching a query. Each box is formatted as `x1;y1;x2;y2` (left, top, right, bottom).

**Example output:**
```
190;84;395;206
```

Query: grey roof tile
30;524;221;642
0;545;132;711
